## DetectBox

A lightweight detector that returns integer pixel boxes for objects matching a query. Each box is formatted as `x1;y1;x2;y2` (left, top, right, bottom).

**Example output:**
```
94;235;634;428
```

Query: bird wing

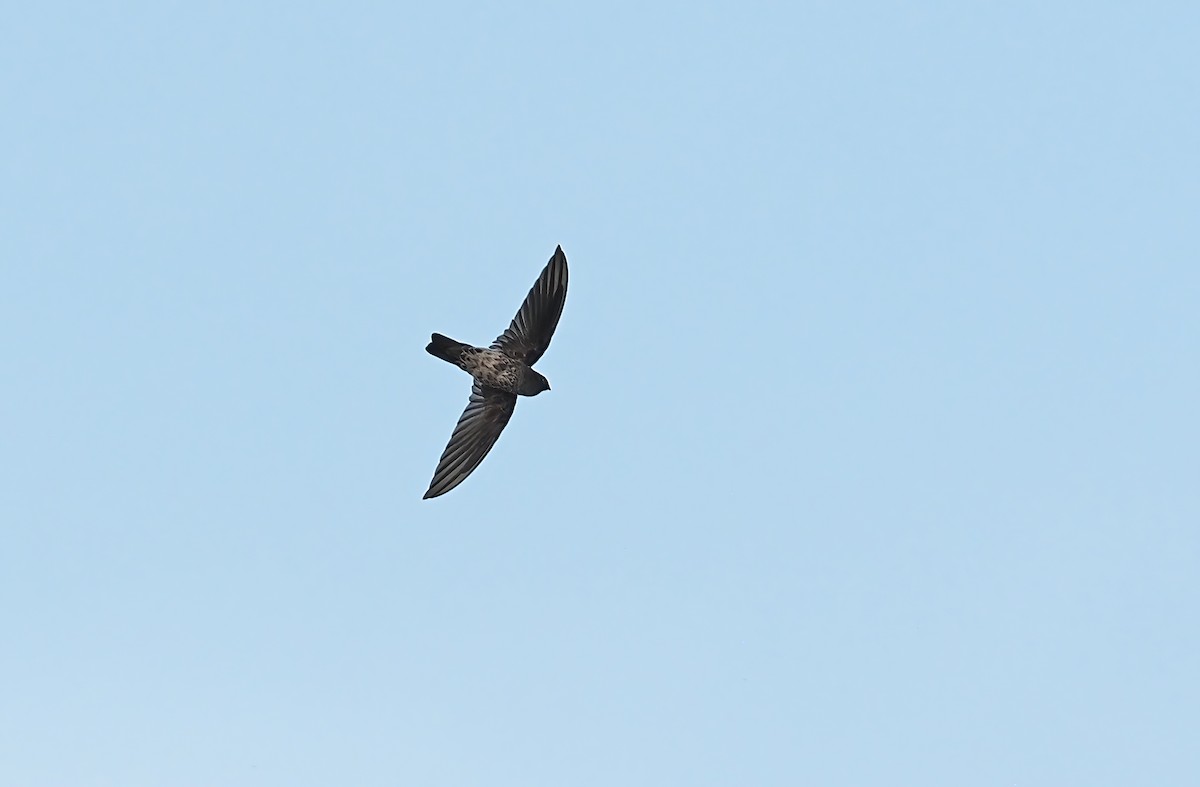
491;245;569;366
423;382;517;499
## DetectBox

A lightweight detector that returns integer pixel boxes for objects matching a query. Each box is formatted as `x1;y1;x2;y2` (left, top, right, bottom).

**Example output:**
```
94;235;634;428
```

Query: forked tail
426;332;469;364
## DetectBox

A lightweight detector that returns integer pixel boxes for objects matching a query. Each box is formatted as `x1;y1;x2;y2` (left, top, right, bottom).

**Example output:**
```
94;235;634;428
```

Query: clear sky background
3;2;1197;785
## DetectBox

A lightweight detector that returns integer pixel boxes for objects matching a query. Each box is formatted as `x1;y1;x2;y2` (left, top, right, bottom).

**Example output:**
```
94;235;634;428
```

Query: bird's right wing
491;245;569;366
423;383;517;499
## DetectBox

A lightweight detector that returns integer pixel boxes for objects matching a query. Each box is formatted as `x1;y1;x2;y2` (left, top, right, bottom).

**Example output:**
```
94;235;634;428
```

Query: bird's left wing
423;383;517;499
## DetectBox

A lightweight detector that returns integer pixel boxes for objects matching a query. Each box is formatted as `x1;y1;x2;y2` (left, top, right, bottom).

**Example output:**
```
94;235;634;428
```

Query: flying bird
422;246;569;499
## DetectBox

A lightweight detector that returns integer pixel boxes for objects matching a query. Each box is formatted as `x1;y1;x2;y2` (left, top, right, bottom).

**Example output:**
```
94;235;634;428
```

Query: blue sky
3;2;1198;785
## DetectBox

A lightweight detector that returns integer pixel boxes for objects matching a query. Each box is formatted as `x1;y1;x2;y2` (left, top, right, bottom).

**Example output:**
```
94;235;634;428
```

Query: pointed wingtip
422;488;438;500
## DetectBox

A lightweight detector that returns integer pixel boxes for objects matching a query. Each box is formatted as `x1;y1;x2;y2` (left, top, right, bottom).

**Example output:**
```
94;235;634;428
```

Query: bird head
519;370;551;396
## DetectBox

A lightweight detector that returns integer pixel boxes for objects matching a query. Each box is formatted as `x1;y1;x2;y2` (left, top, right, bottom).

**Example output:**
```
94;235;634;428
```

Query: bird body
422;246;568;499
426;334;549;396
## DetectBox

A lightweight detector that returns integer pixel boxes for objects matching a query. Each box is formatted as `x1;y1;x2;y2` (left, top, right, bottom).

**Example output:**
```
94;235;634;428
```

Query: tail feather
426;332;468;364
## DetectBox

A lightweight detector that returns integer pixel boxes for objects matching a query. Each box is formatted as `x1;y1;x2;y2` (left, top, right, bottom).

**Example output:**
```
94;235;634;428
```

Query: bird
422;245;568;499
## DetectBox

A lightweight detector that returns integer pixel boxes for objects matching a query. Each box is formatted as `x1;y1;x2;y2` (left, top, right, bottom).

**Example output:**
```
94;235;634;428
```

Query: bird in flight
422;246;569;499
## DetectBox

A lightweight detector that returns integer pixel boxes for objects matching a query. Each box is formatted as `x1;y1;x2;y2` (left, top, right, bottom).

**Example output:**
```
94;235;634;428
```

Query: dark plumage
422;246;569;499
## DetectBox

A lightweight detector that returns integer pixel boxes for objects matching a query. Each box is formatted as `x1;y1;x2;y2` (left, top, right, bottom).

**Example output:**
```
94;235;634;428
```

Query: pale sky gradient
3;2;1198;786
